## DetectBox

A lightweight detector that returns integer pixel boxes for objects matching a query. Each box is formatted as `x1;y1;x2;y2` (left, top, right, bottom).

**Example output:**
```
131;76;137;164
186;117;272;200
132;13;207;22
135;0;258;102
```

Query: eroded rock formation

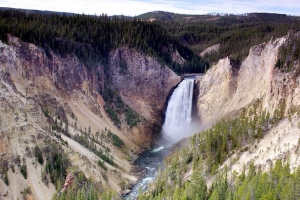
196;33;300;175
0;36;179;199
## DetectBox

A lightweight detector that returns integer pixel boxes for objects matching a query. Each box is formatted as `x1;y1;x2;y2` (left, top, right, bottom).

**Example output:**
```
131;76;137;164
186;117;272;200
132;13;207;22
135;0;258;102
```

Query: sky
1;0;299;16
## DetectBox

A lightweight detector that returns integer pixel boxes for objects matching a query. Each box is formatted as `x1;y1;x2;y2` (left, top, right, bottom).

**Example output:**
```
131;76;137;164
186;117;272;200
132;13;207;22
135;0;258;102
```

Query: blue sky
1;0;299;16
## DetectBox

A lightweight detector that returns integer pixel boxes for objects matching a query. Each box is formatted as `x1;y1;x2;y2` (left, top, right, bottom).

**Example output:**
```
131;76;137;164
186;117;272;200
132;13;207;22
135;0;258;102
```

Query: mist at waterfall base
125;78;200;199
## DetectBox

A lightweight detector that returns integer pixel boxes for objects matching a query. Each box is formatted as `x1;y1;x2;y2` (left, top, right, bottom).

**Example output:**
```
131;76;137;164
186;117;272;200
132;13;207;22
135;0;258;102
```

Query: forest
0;9;207;74
139;159;300;200
276;32;300;72
140;12;300;64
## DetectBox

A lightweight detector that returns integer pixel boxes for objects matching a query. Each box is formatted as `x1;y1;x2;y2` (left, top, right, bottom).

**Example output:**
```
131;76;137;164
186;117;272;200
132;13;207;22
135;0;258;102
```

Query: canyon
0;29;300;199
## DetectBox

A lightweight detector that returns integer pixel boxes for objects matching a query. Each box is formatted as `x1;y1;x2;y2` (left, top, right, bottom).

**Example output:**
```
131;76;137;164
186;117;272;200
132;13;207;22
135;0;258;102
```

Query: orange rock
61;173;74;191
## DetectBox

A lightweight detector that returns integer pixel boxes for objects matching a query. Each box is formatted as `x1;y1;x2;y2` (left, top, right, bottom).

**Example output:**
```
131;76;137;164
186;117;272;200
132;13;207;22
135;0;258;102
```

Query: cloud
189;0;300;15
0;0;299;16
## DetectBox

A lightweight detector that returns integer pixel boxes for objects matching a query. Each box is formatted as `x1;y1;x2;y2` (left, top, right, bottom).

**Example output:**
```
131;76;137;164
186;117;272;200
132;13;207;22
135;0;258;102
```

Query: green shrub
73;134;116;166
20;162;27;179
34;145;44;165
4;170;9;185
125;108;141;128
107;130;124;147
98;160;107;170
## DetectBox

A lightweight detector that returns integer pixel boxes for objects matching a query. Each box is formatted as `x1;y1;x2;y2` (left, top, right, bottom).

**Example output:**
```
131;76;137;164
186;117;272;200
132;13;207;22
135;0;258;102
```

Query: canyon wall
0;36;179;199
196;36;292;123
0;36;179;147
196;32;300;174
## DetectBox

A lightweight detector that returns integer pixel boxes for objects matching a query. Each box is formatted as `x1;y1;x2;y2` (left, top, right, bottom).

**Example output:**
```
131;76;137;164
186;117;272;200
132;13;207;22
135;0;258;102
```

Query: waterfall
126;78;196;200
162;78;195;141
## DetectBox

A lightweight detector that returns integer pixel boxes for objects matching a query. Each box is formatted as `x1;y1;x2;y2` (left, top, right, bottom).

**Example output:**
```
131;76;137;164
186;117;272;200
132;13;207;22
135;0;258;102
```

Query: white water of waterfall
162;78;195;142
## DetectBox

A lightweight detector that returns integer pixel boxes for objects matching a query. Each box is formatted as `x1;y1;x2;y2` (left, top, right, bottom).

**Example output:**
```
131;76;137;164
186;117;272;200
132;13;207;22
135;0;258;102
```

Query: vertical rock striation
196;35;293;123
109;47;180;125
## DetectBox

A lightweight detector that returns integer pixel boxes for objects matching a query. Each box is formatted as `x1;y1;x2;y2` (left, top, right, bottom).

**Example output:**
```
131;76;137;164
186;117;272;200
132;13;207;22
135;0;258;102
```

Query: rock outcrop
200;43;220;57
61;173;74;191
196;57;238;123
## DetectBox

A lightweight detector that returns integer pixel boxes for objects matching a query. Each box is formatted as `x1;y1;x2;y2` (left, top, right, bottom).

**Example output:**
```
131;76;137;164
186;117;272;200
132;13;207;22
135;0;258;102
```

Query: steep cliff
109;47;180;124
197;36;288;123
0;36;179;199
196;32;300;174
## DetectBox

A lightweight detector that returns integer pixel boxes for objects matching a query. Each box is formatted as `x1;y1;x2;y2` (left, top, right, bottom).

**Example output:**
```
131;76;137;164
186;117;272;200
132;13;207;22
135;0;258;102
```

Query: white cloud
190;0;300;15
0;0;299;16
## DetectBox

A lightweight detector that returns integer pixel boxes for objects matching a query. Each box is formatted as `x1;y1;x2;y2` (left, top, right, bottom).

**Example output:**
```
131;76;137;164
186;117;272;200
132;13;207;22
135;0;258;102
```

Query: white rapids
151;146;165;153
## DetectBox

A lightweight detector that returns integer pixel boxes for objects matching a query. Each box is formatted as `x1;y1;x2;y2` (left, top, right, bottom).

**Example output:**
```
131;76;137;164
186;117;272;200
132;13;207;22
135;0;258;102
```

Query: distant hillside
138;11;300;23
138;11;300;64
137;11;222;22
0;7;75;16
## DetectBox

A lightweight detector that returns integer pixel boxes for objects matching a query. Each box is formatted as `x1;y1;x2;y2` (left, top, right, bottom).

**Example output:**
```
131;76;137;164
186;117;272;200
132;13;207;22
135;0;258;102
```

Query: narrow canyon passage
125;78;196;199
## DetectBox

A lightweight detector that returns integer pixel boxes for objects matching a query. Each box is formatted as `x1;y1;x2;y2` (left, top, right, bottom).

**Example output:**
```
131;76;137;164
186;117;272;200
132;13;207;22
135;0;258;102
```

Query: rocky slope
196;31;300;174
200;43;220;57
0;36;179;199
